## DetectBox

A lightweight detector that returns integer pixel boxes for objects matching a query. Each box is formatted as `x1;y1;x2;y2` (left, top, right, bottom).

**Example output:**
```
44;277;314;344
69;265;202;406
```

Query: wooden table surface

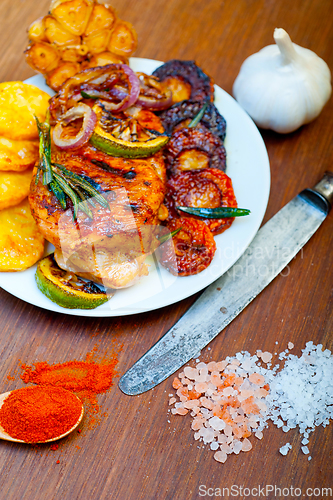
0;1;332;499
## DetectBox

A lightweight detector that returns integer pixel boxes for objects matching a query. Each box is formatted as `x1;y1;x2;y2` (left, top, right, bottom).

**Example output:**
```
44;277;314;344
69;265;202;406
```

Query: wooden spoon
0;390;84;443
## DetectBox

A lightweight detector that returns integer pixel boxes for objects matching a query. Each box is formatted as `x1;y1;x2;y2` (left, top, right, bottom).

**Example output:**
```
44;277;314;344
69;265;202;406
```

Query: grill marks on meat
29;145;167;249
29;144;167;288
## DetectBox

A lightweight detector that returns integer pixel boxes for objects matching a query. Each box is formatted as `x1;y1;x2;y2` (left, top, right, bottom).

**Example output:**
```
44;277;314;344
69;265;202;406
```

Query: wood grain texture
0;1;332;499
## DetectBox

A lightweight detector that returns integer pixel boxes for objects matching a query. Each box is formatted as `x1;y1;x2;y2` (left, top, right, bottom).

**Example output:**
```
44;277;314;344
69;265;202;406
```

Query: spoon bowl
0;389;84;443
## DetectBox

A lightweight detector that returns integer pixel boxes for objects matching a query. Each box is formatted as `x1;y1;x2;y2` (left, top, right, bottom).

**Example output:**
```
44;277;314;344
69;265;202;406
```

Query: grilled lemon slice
90;127;169;158
89;103;169;158
35;254;110;309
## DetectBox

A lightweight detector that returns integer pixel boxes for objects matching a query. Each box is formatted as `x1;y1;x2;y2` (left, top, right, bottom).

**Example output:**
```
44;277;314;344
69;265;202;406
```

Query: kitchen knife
119;172;333;396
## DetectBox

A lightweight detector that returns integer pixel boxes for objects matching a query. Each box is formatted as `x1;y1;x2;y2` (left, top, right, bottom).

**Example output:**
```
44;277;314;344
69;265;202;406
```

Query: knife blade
119;172;333;396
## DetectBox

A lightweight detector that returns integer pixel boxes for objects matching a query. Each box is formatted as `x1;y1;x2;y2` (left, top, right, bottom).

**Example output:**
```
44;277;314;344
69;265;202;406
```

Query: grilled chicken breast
29;145;167;288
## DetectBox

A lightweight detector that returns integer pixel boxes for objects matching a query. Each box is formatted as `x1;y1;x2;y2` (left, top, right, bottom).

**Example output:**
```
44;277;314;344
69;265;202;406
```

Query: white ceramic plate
0;57;270;316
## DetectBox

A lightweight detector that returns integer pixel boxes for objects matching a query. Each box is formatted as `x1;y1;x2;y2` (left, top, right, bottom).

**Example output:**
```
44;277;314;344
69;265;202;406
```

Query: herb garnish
35;116;109;220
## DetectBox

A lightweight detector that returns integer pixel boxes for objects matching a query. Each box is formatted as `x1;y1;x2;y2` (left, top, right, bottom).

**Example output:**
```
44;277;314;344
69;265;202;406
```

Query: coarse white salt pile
168;342;333;463
265;341;333;459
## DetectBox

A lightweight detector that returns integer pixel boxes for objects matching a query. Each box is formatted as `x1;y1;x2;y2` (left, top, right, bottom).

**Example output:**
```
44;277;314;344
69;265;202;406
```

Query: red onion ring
136;90;173;110
101;64;140;112
53;104;97;150
136;73;173;110
53;64;139;116
56;66;116;115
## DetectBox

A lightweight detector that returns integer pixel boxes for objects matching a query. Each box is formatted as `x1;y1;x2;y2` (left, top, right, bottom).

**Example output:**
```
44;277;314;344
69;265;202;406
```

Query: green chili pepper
176;206;251;218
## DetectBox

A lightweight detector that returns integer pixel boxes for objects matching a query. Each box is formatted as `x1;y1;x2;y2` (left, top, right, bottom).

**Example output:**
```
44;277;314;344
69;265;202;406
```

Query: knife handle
300;171;333;215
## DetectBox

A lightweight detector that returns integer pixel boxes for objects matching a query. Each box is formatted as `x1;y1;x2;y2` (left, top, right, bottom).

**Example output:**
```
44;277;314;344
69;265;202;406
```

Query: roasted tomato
165;127;226;176
152;60;214;103
164;169;237;235
158;218;216;276
159;100;226;142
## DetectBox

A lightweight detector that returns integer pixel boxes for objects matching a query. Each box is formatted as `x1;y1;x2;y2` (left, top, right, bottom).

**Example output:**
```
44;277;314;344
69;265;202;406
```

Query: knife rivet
220;307;228;314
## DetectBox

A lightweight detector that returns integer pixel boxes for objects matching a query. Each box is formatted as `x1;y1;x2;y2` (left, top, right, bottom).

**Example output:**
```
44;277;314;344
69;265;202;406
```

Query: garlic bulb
233;28;332;133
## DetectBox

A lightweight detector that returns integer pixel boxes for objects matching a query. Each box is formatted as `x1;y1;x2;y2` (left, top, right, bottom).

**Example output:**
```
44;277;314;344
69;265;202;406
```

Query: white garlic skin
233;29;332;133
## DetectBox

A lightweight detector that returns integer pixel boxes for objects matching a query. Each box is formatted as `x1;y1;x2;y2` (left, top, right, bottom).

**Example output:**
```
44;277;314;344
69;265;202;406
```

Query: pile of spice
169;342;333;463
0;386;82;443
18;346;120;431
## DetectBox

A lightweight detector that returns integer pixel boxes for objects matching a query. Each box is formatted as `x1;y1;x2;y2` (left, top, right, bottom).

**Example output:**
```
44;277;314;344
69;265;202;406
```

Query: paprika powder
20;354;119;428
0;386;83;443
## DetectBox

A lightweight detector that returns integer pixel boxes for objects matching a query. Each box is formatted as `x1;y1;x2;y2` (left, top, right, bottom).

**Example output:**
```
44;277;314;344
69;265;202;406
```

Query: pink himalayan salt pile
169;342;333;463
169;353;270;463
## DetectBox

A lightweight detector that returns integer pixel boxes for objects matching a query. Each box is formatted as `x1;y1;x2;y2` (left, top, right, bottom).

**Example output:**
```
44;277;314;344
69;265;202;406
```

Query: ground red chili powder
20;353;119;429
0;386;83;443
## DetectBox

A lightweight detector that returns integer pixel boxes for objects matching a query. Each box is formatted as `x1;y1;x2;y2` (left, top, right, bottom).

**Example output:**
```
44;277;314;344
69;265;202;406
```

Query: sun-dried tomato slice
164;168;237;235
165;127;226;176
158;218;216;276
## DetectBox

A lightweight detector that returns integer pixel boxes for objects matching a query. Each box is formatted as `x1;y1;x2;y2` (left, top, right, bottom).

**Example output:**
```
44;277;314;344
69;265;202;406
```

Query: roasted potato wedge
0;198;45;272
0;82;50;141
0;168;34;211
0;137;39;172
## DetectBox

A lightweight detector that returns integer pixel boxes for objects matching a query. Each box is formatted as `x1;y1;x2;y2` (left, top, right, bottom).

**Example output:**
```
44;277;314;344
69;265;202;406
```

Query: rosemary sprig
49;179;67;210
188;100;209;128
35;116;53;185
52;163;109;209
53;172;82;220
73;186;97;208
157;227;182;244
34;117;109;220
